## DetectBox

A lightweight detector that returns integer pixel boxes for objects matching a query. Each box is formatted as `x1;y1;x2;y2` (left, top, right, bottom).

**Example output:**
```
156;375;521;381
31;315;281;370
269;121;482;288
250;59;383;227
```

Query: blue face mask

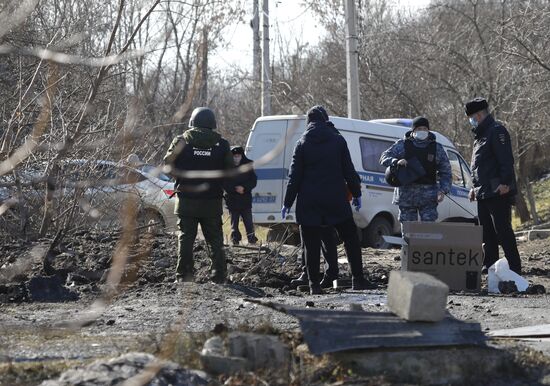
469;117;478;127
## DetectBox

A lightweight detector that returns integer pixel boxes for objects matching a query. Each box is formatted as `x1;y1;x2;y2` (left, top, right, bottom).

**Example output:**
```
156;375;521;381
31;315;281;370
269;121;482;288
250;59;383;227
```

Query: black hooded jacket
471;114;517;200
224;155;257;211
283;107;361;226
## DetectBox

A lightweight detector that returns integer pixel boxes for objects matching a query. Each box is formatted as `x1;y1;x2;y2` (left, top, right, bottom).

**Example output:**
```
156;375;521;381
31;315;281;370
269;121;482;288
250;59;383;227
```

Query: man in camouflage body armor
380;116;452;227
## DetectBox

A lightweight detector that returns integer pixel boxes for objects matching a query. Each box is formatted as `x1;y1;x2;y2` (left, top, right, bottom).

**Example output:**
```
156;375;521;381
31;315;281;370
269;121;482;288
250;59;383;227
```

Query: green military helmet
189;107;217;130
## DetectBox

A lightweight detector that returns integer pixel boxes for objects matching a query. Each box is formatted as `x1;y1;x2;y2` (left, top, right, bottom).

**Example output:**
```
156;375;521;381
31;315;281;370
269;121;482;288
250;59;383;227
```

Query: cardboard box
384;222;483;292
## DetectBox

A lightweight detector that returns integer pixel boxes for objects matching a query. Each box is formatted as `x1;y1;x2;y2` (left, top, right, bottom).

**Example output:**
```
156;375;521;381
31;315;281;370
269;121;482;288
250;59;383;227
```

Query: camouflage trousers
398;204;438;236
176;216;226;282
398;204;438;222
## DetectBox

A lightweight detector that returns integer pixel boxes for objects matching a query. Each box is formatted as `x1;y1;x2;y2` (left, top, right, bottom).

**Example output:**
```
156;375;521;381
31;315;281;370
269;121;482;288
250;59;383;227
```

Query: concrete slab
332;346;520;385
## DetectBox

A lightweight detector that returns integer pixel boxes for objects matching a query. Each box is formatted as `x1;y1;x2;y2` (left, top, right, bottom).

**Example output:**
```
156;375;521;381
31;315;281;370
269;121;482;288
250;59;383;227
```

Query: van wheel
365;217;392;249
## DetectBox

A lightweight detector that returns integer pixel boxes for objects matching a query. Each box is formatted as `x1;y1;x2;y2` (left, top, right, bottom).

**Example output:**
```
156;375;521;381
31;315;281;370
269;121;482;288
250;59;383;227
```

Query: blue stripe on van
256;168;470;198
450;186;470;198
255;168;288;180
357;171;388;187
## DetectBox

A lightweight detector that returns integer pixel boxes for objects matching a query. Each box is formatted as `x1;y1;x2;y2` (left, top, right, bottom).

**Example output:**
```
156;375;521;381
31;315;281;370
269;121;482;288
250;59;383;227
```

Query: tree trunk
525;179;540;225
514;180;531;224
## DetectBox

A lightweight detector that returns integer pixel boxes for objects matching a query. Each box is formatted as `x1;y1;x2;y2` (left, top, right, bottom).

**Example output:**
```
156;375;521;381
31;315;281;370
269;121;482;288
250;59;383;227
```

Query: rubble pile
1;229;548;304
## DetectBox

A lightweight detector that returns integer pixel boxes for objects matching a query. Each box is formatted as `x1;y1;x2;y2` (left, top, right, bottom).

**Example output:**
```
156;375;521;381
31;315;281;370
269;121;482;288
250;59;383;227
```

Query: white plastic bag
487;263;500;293
492;258;529;292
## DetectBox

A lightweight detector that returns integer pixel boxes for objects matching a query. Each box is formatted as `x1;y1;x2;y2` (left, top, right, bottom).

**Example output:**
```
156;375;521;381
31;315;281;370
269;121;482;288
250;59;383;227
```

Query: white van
245;115;476;248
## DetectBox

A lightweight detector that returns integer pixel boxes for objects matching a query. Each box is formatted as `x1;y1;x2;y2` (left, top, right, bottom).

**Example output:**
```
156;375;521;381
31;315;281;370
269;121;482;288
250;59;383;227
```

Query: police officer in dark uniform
224;146;258;245
164;107;234;283
465;97;521;274
282;106;369;295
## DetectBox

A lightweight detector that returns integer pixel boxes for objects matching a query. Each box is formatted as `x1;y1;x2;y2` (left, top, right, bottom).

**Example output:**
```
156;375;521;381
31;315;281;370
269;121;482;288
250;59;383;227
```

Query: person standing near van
380;116;452;226
225;146;258;245
282;106;369;295
164;107;234;284
290;106;341;289
464;97;521;274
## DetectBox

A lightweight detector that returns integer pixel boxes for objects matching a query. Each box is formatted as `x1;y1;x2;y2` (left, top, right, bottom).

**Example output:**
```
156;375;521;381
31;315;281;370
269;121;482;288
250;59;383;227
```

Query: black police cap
231;146;244;155
464;97;489;116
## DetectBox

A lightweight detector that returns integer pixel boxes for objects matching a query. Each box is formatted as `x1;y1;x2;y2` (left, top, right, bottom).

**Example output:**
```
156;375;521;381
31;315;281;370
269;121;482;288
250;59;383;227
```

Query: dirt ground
0;230;549;385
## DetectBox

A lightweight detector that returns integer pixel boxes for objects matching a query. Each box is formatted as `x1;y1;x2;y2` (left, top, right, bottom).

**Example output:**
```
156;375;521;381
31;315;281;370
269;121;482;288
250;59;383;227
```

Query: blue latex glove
281;206;289;219
352;197;361;211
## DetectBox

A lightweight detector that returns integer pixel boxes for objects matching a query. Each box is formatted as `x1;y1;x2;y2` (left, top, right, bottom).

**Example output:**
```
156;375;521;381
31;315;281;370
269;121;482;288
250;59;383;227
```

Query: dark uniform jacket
224;155;257;211
164;127;233;217
471;114;517;200
283;117;361;226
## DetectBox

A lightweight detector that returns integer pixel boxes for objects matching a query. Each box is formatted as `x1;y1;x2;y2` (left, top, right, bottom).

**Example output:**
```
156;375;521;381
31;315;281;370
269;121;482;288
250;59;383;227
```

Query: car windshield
139;165;172;182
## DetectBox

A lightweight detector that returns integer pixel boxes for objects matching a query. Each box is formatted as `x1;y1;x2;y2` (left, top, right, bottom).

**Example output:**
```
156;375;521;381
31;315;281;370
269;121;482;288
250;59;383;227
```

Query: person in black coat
282;106;369;294
224;146;258;245
465;97;521;274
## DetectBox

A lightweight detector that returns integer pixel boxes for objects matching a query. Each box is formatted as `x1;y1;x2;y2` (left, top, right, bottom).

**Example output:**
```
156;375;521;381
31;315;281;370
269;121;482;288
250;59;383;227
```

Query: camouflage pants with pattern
398;204;438;236
398;204;438;222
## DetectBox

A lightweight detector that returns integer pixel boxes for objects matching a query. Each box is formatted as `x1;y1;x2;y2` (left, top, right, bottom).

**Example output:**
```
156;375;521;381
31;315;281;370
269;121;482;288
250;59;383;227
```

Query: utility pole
345;0;361;119
261;0;271;116
251;0;261;83
198;28;208;105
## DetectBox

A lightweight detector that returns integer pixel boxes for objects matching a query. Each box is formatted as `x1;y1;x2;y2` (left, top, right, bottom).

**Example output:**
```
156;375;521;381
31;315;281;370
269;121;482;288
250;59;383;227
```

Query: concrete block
528;229;550;241
227;332;290;370
387;271;449;322
200;336;251;375
199;354;250;375
201;336;224;356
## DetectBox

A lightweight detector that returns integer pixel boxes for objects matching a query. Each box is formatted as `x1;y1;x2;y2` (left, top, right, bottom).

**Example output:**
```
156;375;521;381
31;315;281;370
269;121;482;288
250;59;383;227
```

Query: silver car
59;160;178;233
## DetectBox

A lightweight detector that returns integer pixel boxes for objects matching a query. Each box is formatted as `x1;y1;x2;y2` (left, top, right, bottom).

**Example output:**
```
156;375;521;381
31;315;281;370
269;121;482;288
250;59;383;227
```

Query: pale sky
212;0;432;73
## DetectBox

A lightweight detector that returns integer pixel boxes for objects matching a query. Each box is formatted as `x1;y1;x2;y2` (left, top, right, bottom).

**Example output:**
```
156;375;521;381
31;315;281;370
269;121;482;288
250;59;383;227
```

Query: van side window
359;137;394;173
447;150;473;188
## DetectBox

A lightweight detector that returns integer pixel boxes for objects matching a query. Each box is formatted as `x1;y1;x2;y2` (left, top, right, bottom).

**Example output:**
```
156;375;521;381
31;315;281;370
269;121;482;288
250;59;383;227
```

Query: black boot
320;275;336;289
352;277;373;290
310;284;323;295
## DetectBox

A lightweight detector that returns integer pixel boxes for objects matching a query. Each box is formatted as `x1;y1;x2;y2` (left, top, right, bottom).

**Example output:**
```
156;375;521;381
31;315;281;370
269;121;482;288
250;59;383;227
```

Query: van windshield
447;150;473;188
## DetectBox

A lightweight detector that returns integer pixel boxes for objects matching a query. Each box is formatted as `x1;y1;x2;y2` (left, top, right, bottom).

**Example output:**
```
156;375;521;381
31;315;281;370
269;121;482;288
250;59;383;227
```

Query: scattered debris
40;352;210;386
27;276;79;302
498;280;519;294
199;332;290;376
526;284;546;294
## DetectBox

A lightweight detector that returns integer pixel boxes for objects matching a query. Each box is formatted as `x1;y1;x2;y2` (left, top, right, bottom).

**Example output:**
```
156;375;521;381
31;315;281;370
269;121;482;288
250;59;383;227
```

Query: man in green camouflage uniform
164;107;233;283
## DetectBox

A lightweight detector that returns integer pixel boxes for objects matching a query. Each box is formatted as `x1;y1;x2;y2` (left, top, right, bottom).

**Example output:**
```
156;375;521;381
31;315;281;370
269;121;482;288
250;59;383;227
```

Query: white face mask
413;130;429;141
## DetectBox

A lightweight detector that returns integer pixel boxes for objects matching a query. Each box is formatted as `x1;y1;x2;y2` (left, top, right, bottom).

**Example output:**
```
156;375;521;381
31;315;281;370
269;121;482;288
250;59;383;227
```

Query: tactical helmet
189;107;217;129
